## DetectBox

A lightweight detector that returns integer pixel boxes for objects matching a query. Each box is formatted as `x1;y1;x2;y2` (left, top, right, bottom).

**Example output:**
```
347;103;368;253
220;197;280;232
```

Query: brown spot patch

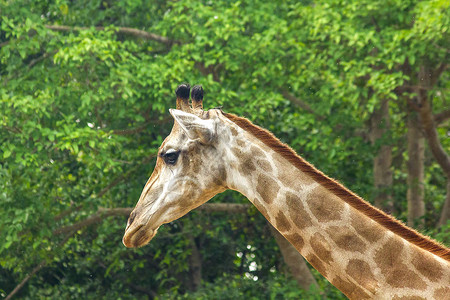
224;112;450;262
178;180;201;209
374;237;404;270
251;146;265;157
192;161;201;173
351;214;384;243
256;159;272;172
411;249;443;282
232;147;256;175
181;152;191;170
236;139;246;148
285;233;304;250
326;226;367;253
275;211;291;232
332;275;371;299
392;296;426;300
256;174;280;204
385;264;427;289
374;242;428;292
240;156;256;174
230;126;239;136
212;165;227;187
231;146;241;157
306;186;343;222
310;232;333;265
286;192;313;229
192;147;206;173
434;287;450;299
306;253;327;277
373;237;427;289
346;259;377;293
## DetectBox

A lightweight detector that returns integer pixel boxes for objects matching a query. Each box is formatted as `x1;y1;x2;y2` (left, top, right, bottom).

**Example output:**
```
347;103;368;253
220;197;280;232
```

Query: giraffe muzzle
123;222;157;248
123;209;159;248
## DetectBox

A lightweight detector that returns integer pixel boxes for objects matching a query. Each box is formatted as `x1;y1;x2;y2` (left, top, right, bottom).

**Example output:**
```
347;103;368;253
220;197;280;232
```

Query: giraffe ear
169;109;216;144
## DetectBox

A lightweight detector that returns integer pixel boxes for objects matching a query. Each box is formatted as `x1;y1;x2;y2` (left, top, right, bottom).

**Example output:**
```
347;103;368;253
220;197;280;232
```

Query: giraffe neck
222;116;450;299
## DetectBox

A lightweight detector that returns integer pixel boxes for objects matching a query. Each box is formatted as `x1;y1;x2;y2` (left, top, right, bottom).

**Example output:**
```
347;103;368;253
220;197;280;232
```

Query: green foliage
158;273;346;300
0;0;448;298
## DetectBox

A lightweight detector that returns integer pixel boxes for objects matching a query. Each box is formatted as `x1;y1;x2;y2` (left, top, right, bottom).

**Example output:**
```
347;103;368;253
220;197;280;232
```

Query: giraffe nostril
128;211;136;227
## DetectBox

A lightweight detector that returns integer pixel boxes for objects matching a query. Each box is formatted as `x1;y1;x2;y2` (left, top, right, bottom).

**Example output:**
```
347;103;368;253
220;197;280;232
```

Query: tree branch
5;261;47;300
430;63;447;87
27;51;57;68
281;90;324;120
53;207;131;235
127;283;158;298
54;153;156;222
97;153;156;198
45;25;179;45
112;116;172;135
54;204;84;222
417;93;450;177
5;229;76;299
2;126;22;134
112;123;151;136
402;85;430;92
54;203;251;235
434;109;450;125
406;97;421;112
195;62;222;82
12;202;250;298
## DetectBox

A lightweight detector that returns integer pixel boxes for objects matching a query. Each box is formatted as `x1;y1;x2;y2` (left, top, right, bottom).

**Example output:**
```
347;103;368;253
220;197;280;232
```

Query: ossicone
191;85;203;110
175;83;191;111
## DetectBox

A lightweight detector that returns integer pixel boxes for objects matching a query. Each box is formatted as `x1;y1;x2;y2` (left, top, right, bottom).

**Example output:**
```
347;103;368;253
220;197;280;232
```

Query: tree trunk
407;112;425;228
415;65;450;227
438;181;450;227
187;235;202;291
269;225;318;290
369;100;393;213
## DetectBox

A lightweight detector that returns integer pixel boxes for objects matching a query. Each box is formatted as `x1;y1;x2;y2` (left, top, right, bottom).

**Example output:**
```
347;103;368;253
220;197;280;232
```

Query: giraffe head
123;84;228;248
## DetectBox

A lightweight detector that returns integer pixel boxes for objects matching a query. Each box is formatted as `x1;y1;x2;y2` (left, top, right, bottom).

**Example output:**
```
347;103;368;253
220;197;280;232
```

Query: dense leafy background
1;0;449;298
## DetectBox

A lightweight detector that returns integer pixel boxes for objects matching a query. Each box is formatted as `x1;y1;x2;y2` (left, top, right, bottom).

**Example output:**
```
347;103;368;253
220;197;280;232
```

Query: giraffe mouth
122;223;157;248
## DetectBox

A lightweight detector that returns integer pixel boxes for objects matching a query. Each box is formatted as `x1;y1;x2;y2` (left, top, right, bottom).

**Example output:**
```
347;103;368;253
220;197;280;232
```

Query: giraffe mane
223;112;450;261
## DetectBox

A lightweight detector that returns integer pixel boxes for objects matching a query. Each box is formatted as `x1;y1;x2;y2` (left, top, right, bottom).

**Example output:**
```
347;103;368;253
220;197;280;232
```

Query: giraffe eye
162;150;180;165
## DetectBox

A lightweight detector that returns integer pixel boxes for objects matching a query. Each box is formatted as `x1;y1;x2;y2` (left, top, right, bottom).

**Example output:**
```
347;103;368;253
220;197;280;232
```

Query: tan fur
223;112;450;261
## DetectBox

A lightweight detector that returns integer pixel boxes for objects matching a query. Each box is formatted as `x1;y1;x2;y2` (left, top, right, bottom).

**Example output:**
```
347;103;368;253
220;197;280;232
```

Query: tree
370;100;393;213
1;0;449;298
407;110;425;227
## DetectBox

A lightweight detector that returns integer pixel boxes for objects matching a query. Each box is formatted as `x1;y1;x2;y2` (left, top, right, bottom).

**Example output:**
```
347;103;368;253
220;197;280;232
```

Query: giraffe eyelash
160;149;180;165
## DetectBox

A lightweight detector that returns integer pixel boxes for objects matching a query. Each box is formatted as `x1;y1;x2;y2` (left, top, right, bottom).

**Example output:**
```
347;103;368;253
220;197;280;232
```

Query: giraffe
123;84;450;299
